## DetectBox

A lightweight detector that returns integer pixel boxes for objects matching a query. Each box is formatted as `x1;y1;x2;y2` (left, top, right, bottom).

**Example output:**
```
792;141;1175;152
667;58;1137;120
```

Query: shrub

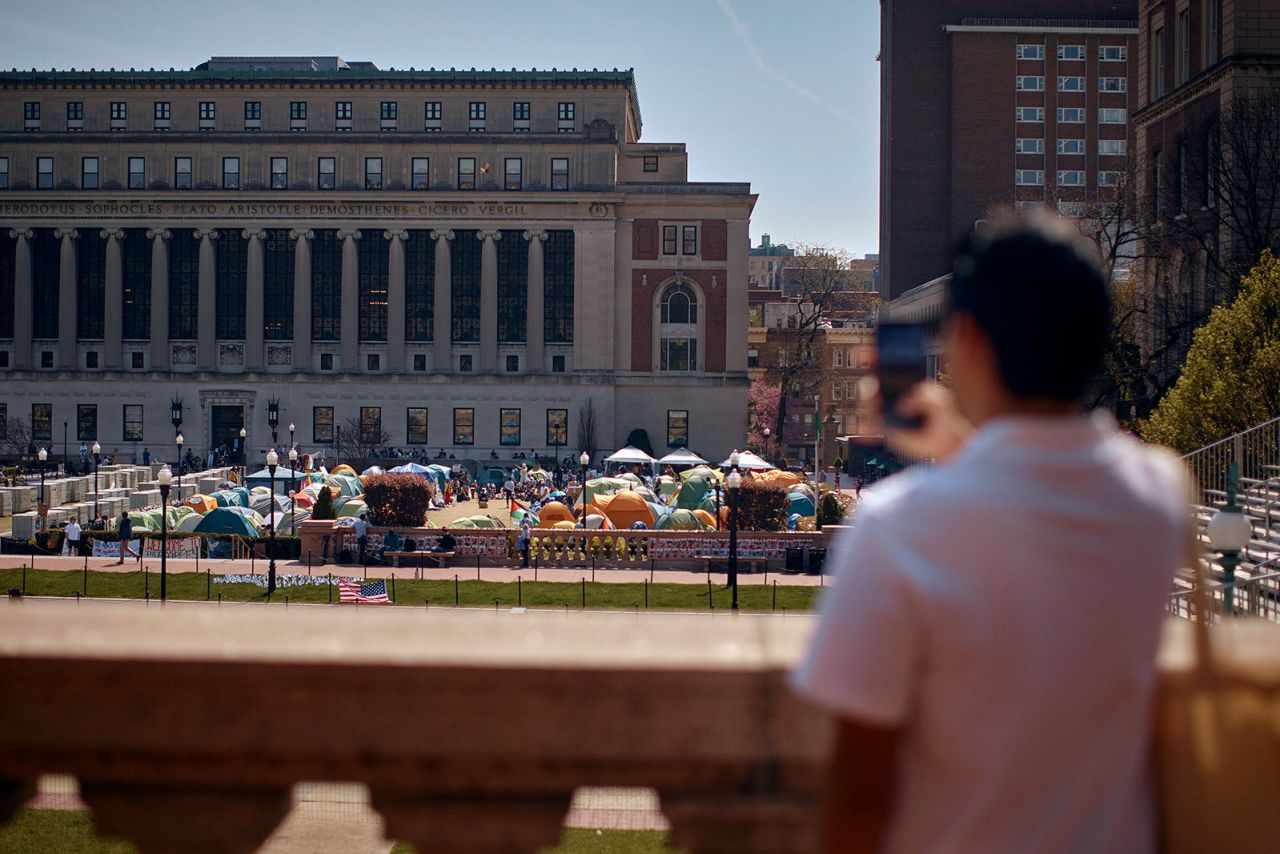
625;428;655;457
363;473;432;527
734;480;789;531
311;487;337;520
818;491;844;526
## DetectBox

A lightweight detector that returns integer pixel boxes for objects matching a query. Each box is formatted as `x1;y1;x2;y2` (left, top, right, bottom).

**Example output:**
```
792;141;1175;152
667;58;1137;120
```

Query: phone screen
877;322;927;430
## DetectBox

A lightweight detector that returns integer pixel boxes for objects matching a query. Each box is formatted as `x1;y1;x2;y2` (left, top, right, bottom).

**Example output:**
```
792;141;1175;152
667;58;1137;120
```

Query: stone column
195;228;218;370
55;228;78;368
9;229;33;369
523;230;547;373
479;229;500;373
147;228;171;367
290;229;313;371
101;229;124;370
384;229;407;372
242;228;265;371
338;228;361;371
431;230;453;372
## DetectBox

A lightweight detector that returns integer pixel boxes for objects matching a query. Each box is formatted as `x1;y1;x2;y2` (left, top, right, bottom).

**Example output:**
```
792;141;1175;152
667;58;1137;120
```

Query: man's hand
882;382;973;464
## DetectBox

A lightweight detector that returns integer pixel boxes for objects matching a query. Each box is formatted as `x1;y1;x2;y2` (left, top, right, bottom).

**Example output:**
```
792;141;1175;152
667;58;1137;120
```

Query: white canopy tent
658;448;709;466
604;446;657;465
719;451;774;471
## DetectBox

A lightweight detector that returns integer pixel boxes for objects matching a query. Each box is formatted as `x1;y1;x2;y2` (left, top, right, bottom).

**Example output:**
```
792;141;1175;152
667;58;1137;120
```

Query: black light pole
239;427;247;483
727;450;742;612
289;447;299;552
37;447;48;530
579;450;590;523
62;418;68;473
288;421;296;455
170;397;184;438
92;441;101;521
335;424;342;469
713;480;722;530
157;466;172;602
175;433;184;499
266;448;278;595
267;398;280;447
762;427;771;465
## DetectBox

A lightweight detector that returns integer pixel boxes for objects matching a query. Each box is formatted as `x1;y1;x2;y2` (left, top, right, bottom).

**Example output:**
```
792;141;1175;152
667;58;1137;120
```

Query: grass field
0;567;819;613
0;810;680;854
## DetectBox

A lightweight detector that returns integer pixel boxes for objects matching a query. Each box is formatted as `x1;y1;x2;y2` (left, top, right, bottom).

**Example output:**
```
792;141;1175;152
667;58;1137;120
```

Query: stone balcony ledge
0;600;831;854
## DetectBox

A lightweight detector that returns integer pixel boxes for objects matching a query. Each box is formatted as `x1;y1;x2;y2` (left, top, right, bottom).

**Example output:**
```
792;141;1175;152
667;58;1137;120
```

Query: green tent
337;499;367;518
582;477;632;507
656;509;711;531
676;475;711;510
451;514;507;529
657;476;680;499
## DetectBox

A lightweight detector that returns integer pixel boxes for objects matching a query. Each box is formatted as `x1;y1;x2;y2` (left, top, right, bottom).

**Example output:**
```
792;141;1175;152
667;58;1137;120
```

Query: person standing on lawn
112;510;140;564
64;518;82;556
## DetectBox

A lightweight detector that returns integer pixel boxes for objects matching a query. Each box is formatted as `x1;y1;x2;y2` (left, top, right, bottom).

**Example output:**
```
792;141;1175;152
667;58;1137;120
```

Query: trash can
806;547;827;575
784;546;805;574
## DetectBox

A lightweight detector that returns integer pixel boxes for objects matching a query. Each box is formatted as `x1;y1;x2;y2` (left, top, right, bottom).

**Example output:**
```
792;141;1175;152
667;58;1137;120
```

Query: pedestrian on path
64;519;81;556
517;520;532;567
352;513;370;566
113;510;140;564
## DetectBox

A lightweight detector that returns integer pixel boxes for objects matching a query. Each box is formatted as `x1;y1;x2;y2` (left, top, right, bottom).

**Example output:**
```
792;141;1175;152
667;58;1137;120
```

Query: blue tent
195;507;261;537
245;467;307;494
787;491;816;517
389;462;432;474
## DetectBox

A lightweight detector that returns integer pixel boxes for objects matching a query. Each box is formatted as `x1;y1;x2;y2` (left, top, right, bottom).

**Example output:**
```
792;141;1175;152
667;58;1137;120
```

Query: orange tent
594;491;656;530
293;493;315;508
537;501;576;527
757;469;805;488
184;494;217;514
693;509;718;529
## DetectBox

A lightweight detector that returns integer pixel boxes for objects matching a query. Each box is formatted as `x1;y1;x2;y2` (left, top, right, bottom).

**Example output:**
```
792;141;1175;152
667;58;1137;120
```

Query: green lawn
0;811;679;854
0;567;818;613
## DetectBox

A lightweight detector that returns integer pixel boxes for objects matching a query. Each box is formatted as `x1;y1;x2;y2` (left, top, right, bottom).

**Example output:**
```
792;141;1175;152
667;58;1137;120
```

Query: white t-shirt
792;413;1187;854
65;520;82;541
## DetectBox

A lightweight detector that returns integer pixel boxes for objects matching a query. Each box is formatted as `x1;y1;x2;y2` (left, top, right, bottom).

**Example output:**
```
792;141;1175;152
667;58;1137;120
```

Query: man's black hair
947;212;1110;403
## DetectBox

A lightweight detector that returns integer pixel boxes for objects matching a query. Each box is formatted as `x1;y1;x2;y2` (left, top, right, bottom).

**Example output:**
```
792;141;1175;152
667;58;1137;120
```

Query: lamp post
1207;460;1252;615
62;418;68;473
266;448;279;595
267;398;280;447
762;427;771;465
174;433;184;499
92;441;101;521
288;421;296;454
289;448;299;553
239;427;248;483
157;466;172;603
579;451;590;521
335;424;342;469
170;398;184;436
37;448;47;530
712;480;722;530
727;450;742;612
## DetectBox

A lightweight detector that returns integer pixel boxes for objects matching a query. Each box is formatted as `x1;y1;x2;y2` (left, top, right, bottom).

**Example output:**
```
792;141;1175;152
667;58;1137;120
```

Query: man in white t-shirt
792;213;1188;854
64;519;82;555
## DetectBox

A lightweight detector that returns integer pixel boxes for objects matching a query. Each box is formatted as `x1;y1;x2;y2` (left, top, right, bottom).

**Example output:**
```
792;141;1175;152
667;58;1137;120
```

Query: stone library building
0;56;754;464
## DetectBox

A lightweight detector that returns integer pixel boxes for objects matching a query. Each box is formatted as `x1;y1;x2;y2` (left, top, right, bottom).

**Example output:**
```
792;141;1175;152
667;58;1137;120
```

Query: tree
335;417;390;460
747;381;780;454
624;427;654;457
311;487;337;520
0;416;33;457
577;399;598;459
363;473;433;527
1143;250;1280;452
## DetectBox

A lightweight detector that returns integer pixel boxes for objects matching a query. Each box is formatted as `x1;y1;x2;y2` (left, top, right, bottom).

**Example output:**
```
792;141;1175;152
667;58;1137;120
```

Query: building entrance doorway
211;405;246;466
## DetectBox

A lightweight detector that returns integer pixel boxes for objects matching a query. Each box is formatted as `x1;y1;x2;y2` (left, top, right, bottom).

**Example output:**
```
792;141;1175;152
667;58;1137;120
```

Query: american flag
338;579;391;604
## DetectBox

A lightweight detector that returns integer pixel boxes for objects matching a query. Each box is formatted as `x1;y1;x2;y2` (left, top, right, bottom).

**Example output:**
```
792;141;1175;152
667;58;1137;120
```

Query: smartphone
876;322;927;430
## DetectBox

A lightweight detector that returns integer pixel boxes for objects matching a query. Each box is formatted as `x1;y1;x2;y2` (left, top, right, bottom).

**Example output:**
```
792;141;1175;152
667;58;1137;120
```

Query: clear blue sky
1;0;881;256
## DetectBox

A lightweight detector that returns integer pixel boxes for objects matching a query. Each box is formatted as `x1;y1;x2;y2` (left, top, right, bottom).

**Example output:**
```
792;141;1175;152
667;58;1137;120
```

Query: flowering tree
747;381;779;455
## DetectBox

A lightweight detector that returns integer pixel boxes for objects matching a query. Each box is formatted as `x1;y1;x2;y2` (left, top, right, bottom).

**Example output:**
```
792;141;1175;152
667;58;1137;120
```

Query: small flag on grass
338;579;391;604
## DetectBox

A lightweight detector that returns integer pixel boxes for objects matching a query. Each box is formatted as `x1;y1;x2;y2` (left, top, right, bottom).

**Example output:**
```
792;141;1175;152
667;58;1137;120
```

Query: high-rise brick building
879;1;1139;300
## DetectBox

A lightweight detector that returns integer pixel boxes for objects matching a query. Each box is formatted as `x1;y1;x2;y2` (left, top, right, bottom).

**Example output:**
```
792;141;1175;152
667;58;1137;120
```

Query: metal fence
1168;566;1280;622
1181;416;1280;507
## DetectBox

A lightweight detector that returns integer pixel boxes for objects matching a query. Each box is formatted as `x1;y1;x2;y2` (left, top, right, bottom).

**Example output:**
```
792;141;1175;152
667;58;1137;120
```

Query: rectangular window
662;225;678;255
1015;76;1044;91
1178;8;1191;83
1153;156;1164;217
1015;138;1044;154
365;157;382;190
1206;1;1220;65
0;157;8;189
459;354;472;372
1100;45;1128;62
359;407;382;443
36;157;53;189
77;404;97;442
313;406;334;443
174;157;192;189
552;355;566;373
659;338;698;372
833;348;844;367
1058;76;1085;92
1016;107;1044;123
222;157;240;189
1058;45;1085;61
131;351;144;369
411;157;430;189
1099;77;1128;92
1177;140;1188;212
682;225;698;255
505;355;519;372
424;100;441;131
1057;170;1086;186
290;101;307;120
270;157;288;190
550;157;568;190
336;101;352;120
1153;26;1166;99
66;101;83;120
557;101;575;131
23;102;39;121
1098;171;1120;187
500;408;521;445
123;404;143;442
666;410;689;448
546;409;568;446
457;157;476;191
1016;44;1044;60
413;354;427;371
513;101;530;131
469;101;485;120
1015;170;1044;186
199;101;215;120
31;403;52;441
1057;107;1085;123
128;157;145;189
380;101;397;120
154;101;170;119
1099;108;1127;124
504;157;522;191
244;101;261;120
110;102;126;121
81;157;99;189
320;353;334;371
1057;139;1085;155
318;157;336;189
407;408;429;444
1098;139;1127;156
643;155;659;172
453;408;474;445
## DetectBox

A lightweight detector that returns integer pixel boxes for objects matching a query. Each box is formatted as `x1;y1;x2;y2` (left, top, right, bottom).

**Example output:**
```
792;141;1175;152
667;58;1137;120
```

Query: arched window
661;283;697;324
658;281;699;372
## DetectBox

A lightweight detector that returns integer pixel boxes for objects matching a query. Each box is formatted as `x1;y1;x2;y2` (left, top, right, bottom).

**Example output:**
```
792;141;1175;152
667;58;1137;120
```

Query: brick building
879;1;1139;300
0;57;754;464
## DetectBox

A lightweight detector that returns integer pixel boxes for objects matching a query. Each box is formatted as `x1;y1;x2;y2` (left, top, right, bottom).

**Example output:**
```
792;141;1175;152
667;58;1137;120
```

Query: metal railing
1181;416;1280;507
1168;562;1280;622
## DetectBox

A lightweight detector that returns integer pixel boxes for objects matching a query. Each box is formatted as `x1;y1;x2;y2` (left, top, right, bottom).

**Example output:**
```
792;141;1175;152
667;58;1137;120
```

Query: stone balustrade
0;601;832;853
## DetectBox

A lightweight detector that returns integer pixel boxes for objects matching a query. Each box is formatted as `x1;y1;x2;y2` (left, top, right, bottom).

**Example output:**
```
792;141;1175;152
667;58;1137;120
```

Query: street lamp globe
266;449;279;467
727;470;742;490
729;449;740;469
288;422;295;434
175;433;183;447
38;448;47;462
289;448;298;465
157;466;172;488
239;427;247;439
1207;508;1251;553
580;451;590;466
